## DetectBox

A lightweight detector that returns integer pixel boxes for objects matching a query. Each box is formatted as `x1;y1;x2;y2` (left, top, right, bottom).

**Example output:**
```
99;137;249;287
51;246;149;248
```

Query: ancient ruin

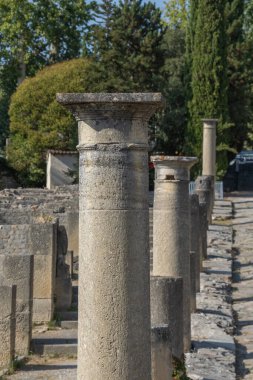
0;93;252;380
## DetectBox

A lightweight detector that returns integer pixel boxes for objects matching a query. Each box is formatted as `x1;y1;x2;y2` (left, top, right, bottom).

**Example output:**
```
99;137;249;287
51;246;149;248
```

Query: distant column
202;119;217;178
151;156;197;352
57;93;164;380
202;119;218;214
190;194;201;293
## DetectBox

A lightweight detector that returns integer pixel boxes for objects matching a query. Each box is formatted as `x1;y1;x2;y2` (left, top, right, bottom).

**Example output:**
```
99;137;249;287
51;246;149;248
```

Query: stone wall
0;223;57;322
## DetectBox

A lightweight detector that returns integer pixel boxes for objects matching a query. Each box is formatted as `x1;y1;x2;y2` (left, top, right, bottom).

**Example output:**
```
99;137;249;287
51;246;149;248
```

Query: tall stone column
190;194;201;293
202;119;217;178
202;119;218;213
57;93;164;380
151;156;197;352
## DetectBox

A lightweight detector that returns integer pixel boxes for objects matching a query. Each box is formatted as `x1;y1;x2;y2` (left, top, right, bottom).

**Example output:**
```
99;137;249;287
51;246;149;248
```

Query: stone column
199;202;208;260
202;119;217;178
195;175;213;224
190;251;196;313
151;325;172;380
57;93;164;380
150;276;183;359
151;156;197;352
190;194;201;293
0;285;16;370
202;118;218;215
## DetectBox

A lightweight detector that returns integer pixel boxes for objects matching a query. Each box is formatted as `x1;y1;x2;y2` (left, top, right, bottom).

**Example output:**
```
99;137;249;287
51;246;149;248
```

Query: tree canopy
3;0;253;184
7;58;92;186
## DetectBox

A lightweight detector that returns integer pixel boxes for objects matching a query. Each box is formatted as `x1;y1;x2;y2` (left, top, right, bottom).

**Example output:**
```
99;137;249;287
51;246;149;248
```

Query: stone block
30;223;57;256
0;254;33;356
0;285;16;370
55;277;72;311
33;299;54;323
66;212;79;256
151;325;172;380
33;255;55;299
15;312;32;356
150;276;183;359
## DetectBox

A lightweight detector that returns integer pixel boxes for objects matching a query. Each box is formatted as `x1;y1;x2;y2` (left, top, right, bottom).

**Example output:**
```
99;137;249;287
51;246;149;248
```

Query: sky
153;0;165;9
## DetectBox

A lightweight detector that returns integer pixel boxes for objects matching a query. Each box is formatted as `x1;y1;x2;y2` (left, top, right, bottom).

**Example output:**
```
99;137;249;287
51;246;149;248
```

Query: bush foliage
8;58;91;186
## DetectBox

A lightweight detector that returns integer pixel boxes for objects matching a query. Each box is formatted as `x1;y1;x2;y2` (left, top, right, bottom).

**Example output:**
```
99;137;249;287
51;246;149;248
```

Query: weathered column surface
195;175;213;223
151;156;197;352
202;119;217;178
150;276;183;359
57;93;164;380
0;285;16;370
190;194;201;293
199;202;208;260
151;325;172;380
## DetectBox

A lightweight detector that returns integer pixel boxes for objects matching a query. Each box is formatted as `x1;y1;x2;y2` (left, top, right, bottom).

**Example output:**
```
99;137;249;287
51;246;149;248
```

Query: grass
172;356;191;380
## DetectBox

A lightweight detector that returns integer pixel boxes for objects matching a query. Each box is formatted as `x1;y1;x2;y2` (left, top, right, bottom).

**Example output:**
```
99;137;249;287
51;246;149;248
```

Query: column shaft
57;93;164;380
151;156;197;352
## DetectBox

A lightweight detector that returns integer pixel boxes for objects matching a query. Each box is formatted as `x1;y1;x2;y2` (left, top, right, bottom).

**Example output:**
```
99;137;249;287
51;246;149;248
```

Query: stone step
57;311;78;321
32;329;77;356
60;320;78;329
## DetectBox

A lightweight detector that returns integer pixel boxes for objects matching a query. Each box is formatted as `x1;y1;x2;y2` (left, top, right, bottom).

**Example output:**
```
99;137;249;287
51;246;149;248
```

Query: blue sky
153;0;165;10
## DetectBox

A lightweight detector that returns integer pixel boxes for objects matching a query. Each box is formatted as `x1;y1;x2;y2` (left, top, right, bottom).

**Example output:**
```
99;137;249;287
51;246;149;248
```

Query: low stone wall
0;223;57;322
0;255;34;356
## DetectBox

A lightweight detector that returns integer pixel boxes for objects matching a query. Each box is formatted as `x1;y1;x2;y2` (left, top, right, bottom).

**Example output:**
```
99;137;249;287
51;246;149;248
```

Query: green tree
187;0;229;175
164;0;188;30
7;59;92;186
244;0;253;148
0;0;94;150
225;0;251;155
86;0;166;91
155;27;187;154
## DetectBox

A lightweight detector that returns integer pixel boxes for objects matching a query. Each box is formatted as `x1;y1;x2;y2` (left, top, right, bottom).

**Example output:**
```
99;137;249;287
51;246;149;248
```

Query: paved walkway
232;196;253;379
186;200;236;379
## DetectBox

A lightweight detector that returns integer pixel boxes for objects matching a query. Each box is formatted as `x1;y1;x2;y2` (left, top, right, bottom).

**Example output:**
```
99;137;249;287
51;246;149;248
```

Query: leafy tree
0;0;94;150
7;59;92;186
187;0;229;175
164;0;188;30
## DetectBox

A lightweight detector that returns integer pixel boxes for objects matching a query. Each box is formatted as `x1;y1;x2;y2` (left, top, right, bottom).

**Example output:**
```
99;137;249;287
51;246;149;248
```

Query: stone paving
232;195;253;379
186;200;236;380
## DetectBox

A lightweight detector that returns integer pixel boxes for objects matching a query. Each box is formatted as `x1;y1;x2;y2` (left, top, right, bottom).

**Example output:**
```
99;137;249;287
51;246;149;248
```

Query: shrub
8;58;92;186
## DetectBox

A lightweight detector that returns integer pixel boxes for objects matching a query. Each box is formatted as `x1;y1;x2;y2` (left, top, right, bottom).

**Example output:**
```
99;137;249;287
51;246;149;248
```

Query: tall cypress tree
225;0;251;154
187;0;229;174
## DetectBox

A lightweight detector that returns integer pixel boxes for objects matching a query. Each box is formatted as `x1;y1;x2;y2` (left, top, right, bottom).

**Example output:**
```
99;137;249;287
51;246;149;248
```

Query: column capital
151;156;198;181
202;119;218;127
57;92;165;147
